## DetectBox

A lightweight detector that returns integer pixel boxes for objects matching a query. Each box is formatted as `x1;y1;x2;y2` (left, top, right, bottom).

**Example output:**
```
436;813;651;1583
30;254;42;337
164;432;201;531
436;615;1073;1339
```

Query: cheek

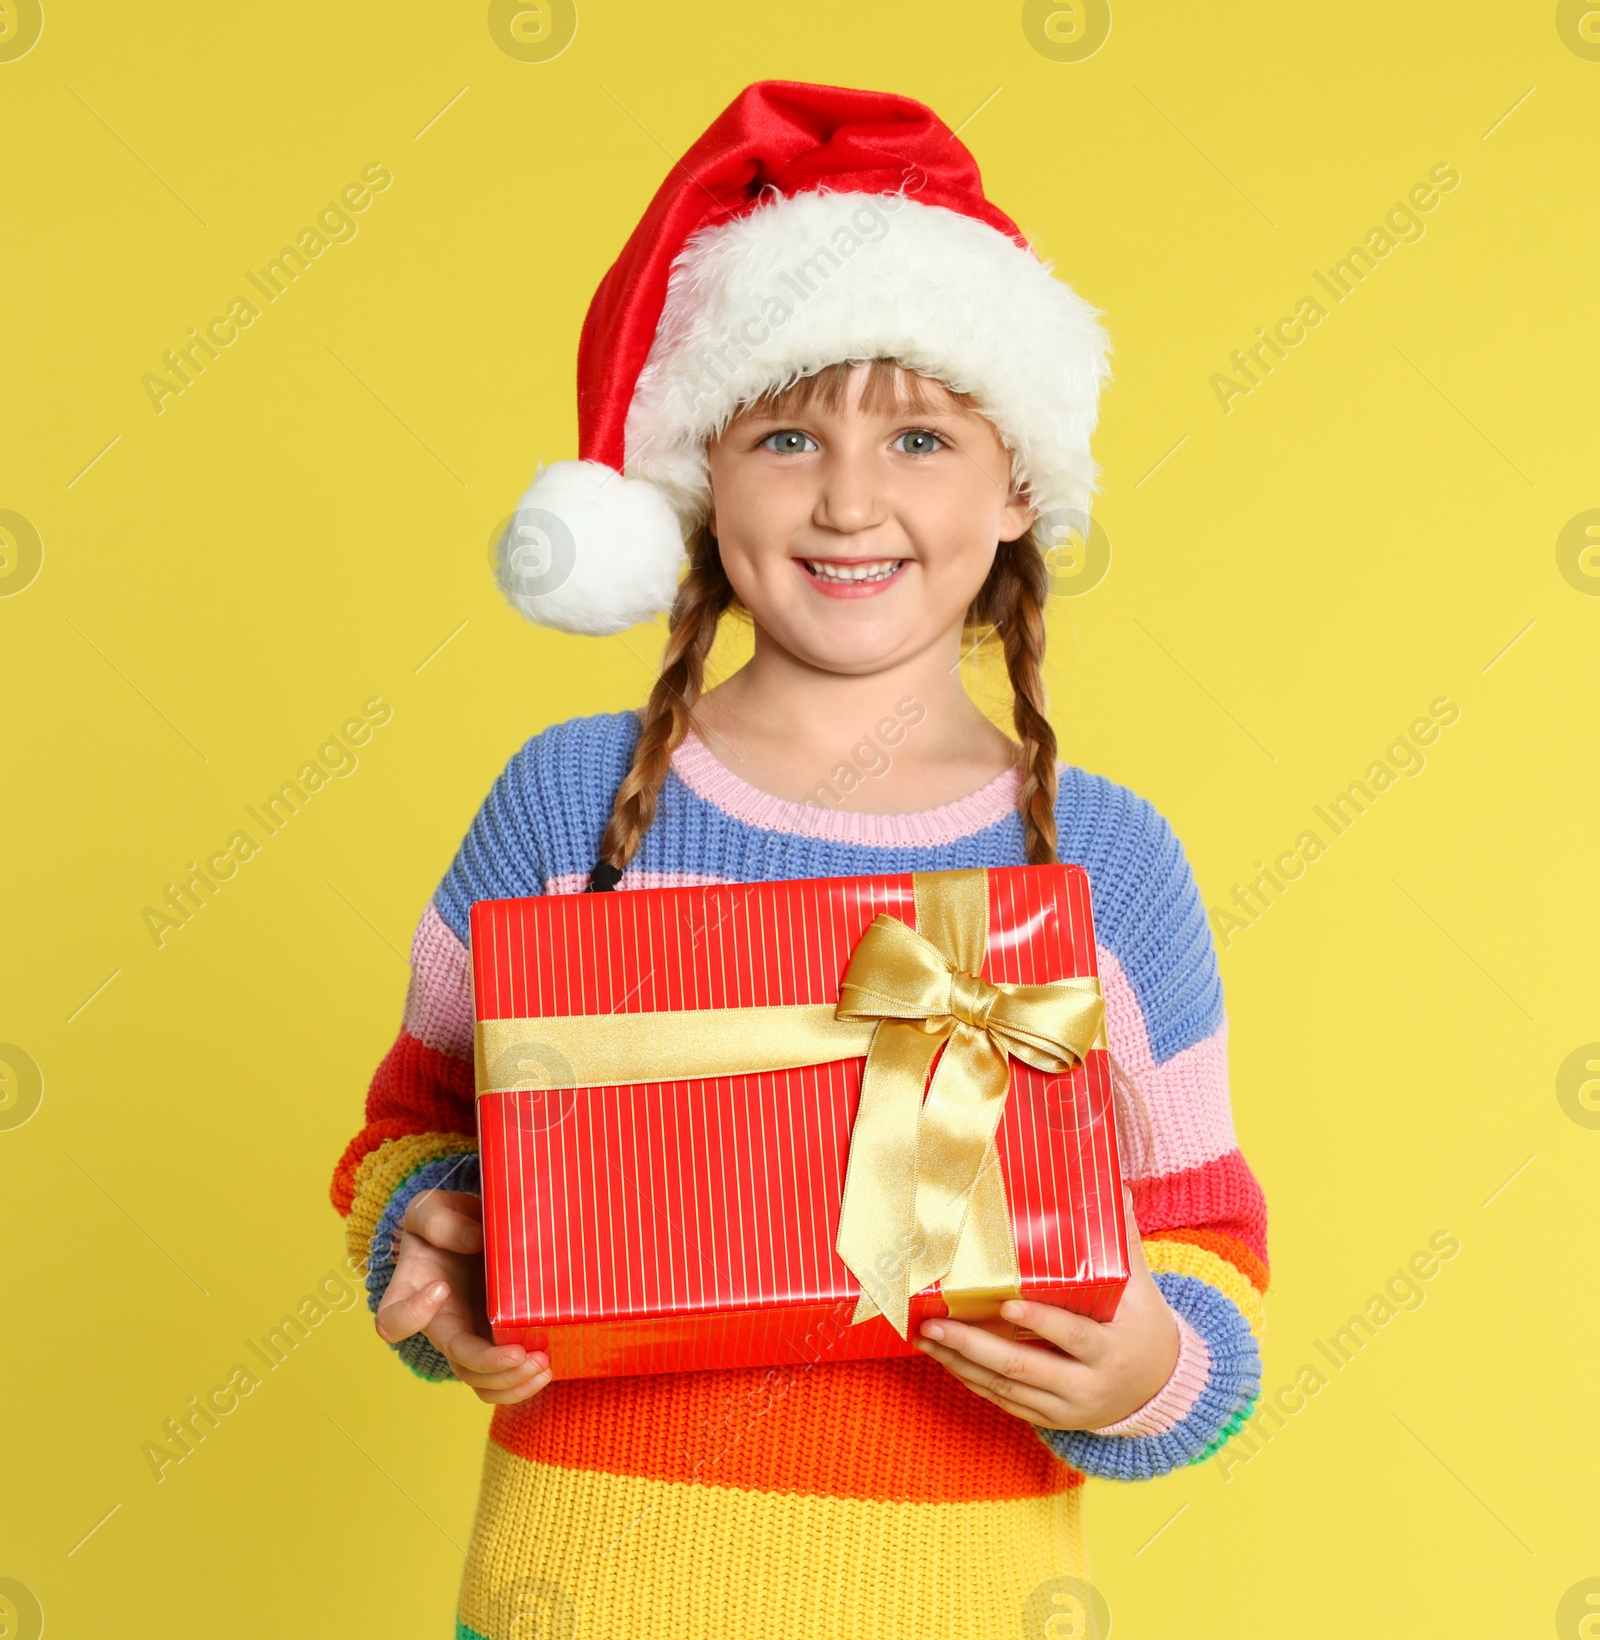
891;460;1013;575
717;539;790;614
908;502;1003;608
707;457;810;570
714;509;805;607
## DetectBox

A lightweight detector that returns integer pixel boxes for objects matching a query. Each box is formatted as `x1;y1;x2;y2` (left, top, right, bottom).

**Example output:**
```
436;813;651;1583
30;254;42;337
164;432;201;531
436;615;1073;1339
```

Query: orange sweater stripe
489;1353;1082;1503
1148;1227;1270;1293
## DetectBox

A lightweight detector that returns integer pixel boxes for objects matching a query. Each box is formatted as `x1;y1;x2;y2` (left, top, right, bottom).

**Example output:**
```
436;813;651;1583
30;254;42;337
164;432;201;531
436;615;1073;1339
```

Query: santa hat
498;79;1112;636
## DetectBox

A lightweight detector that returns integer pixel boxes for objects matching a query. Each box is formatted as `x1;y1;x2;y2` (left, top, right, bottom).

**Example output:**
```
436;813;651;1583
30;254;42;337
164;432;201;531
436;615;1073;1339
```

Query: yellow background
3;2;1596;1635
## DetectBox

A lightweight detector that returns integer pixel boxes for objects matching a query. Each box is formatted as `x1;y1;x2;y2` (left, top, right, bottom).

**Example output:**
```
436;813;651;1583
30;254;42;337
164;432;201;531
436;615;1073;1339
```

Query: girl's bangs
737;358;978;423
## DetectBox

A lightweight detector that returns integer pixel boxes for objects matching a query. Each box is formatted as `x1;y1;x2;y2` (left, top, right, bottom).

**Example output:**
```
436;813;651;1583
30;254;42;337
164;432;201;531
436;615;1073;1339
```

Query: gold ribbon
474;868;1107;1339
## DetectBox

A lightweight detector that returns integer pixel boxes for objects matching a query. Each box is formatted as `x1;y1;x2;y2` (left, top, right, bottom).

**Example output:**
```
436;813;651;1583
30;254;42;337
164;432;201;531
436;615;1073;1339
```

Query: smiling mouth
801;558;905;584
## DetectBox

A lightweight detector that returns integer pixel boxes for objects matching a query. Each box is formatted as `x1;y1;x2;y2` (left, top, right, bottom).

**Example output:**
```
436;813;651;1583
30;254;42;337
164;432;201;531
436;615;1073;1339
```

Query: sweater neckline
669;729;1023;847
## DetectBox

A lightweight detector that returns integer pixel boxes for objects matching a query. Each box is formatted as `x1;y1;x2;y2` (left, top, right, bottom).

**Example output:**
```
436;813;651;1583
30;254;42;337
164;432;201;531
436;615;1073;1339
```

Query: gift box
470;865;1128;1379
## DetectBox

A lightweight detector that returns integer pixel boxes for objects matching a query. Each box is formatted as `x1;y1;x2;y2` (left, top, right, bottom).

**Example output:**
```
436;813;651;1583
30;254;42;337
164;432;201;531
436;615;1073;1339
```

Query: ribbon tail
835;1019;944;1340
905;1026;1014;1298
941;1140;1022;1319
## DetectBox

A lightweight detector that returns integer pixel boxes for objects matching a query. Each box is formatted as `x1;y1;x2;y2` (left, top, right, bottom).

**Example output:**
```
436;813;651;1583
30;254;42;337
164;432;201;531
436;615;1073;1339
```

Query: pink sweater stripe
402;900;474;1063
1099;949;1236;1182
670;732;1022;846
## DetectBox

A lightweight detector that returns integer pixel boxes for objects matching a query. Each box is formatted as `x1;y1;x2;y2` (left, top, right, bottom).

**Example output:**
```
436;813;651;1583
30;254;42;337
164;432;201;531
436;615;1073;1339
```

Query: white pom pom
494;460;686;636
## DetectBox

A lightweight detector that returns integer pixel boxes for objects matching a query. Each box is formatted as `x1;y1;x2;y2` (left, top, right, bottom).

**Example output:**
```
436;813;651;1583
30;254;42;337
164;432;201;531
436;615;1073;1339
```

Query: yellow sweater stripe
1145;1236;1266;1339
458;1437;1088;1640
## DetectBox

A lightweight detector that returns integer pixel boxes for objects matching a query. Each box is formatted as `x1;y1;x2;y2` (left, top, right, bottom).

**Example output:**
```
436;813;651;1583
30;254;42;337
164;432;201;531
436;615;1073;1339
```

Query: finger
455;1355;551;1392
401;1186;481;1227
918;1338;1073;1422
997;1300;1107;1364
980;1388;1054;1426
919;1316;1091;1385
404;1191;484;1255
436;1323;534;1378
961;1368;1076;1429
375;1278;448;1343
474;1374;553;1406
446;1187;485;1222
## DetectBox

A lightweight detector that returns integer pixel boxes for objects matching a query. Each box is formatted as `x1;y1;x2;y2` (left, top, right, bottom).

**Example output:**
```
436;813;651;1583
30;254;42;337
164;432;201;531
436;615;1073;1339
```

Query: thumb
376;1275;449;1343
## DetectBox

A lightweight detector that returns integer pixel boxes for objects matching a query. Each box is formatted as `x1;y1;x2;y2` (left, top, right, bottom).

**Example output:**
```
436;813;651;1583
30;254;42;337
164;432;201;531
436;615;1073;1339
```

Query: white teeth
805;559;902;583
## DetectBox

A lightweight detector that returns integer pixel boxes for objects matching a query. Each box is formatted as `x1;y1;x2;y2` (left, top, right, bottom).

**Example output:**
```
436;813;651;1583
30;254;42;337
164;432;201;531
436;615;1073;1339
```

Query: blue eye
896;429;945;455
762;430;816;454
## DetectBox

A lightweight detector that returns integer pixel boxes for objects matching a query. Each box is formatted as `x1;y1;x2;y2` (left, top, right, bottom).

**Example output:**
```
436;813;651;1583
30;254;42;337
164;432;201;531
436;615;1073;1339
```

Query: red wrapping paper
470;865;1128;1379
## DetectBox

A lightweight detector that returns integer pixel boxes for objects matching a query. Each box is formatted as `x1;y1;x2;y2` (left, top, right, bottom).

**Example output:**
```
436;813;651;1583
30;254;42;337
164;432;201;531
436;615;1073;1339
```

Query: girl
331;80;1267;1640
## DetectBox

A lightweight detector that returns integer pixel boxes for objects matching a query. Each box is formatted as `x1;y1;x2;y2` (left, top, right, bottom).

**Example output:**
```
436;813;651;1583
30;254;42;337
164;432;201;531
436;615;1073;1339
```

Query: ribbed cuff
1088;1312;1210;1437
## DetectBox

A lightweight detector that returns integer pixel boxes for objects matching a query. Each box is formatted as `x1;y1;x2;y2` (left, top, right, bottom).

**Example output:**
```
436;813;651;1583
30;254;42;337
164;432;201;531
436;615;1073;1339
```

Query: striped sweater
330;712;1267;1640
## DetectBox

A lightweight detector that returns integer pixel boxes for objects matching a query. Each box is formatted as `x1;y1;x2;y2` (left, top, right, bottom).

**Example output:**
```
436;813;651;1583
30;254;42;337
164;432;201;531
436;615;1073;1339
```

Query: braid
594;526;732;878
970;535;1058;865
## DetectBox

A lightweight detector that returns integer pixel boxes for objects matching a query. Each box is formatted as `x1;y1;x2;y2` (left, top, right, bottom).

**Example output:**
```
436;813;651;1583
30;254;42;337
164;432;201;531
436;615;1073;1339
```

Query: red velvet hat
499;80;1111;634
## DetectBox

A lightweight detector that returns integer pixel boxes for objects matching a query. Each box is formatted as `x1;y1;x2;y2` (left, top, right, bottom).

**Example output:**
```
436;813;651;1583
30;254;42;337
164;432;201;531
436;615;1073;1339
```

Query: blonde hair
592;359;1058;884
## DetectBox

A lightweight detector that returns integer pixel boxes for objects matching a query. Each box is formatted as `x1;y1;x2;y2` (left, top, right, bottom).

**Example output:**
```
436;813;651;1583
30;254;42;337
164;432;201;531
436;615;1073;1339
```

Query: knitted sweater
330;713;1267;1640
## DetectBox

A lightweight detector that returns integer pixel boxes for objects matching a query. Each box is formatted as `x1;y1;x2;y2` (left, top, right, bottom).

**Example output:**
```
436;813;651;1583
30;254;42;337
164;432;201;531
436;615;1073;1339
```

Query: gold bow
832;870;1107;1337
473;868;1106;1340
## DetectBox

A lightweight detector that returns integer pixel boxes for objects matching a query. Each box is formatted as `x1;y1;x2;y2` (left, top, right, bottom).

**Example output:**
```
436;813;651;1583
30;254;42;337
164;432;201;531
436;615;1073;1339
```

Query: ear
998;490;1037;545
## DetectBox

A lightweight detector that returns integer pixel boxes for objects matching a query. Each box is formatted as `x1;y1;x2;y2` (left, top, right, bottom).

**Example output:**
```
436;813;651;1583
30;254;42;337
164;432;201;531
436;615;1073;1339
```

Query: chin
806;647;903;677
785;617;924;675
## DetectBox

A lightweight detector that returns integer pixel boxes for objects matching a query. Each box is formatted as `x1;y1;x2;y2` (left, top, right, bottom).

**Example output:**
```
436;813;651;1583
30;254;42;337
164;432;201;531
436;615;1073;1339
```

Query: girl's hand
915;1193;1179;1431
373;1189;552;1405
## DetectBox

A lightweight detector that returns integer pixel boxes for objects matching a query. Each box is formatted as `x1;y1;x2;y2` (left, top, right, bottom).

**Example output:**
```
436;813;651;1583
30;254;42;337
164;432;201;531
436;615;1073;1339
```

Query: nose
813;442;886;536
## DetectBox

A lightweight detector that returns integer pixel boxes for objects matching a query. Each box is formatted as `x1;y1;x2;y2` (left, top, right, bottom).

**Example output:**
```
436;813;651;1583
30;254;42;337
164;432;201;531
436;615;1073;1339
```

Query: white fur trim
623;190;1112;544
494;460;686;635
